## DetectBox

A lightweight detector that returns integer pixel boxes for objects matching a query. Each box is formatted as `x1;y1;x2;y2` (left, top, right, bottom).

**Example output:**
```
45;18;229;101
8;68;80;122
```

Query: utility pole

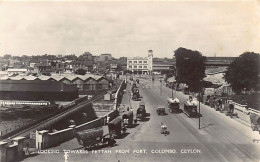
160;79;162;96
199;91;201;129
171;83;173;98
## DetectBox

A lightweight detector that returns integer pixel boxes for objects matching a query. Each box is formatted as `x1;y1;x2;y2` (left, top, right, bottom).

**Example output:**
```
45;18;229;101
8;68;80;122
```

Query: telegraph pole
171;84;173;98
199;91;201;129
160;79;162;96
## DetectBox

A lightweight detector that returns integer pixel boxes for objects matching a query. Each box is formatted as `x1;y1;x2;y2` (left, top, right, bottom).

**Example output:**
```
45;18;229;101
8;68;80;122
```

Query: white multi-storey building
127;50;153;74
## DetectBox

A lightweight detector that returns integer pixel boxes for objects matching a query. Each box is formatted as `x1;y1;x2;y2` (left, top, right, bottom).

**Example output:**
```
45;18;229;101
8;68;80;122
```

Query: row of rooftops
0;74;109;82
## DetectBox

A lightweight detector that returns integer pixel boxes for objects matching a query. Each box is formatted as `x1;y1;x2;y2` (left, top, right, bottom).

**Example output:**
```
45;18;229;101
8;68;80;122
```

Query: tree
75;68;86;75
224;52;259;94
174;47;206;92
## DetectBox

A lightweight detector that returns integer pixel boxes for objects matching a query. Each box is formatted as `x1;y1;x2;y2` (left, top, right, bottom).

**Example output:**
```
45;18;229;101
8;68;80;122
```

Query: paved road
24;79;260;162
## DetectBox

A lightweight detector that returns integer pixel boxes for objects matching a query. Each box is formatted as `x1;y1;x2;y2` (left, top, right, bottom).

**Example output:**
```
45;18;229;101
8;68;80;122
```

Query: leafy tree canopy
174;47;206;92
75;68;86;75
224;52;260;93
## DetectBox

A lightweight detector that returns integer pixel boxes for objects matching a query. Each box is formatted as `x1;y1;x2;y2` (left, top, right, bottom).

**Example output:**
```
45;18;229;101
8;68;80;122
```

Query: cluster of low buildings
0;74;112;102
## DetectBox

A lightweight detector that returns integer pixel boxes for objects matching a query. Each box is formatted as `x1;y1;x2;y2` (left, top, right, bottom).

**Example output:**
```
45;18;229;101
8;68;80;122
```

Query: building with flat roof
127;50;153;74
152;60;175;74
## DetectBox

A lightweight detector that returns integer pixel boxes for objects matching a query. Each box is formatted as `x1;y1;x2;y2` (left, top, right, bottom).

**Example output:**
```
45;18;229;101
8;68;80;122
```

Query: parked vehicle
249;110;260;132
76;127;116;150
122;111;134;128
132;81;137;87
132;87;140;101
108;116;123;138
157;106;166;115
136;102;146;121
183;100;198;117
167;98;180;113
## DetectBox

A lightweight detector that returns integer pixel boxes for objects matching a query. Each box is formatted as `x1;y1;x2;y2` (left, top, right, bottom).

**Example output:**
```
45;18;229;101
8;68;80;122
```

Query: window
134;66;137;68
129;61;132;64
139;61;142;63
139;65;142;68
144;65;147;68
129;65;132;68
134;61;137;64
144;61;147;63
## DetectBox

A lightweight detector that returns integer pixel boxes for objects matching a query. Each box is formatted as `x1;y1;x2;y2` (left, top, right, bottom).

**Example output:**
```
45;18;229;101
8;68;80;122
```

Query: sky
0;1;260;58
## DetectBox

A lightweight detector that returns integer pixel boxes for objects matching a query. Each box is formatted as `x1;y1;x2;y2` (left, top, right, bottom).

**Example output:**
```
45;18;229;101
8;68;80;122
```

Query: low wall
0;137;26;162
114;80;126;109
35;109;119;150
0;80;125;161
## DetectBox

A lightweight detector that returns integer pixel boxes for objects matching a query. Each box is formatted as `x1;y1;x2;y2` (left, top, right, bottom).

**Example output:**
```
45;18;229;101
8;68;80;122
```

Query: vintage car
136;102;146;121
108;116;123;138
122;111;134;128
157;106;166;115
132;87;140;101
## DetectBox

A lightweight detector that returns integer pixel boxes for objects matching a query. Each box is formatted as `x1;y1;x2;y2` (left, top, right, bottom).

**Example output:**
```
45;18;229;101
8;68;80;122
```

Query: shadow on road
73;146;85;150
189;113;203;118
87;143;118;151
118;132;130;139
200;123;215;129
129;123;139;128
140;117;150;122
170;109;183;114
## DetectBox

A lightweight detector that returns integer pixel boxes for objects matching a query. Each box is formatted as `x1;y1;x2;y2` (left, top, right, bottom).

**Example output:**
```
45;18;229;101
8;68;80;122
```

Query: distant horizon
1;53;239;59
1;1;259;58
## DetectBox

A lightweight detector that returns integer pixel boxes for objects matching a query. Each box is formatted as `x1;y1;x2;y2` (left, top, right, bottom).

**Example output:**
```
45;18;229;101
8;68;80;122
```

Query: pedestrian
127;107;130;111
122;105;125;110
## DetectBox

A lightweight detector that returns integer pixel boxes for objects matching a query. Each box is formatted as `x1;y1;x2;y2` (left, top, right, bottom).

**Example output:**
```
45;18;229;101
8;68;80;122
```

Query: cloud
0;1;259;58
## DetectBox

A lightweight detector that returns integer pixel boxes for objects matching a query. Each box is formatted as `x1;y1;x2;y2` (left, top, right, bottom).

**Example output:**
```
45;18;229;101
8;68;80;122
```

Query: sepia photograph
0;0;259;162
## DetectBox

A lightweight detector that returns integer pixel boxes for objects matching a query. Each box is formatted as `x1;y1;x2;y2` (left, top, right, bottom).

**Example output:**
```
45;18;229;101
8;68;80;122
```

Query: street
24;78;260;162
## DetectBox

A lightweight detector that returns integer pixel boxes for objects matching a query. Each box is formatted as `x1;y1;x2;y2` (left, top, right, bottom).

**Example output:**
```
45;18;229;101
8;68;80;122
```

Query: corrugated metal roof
23;76;37;80
0;73;109;82
0;80;77;92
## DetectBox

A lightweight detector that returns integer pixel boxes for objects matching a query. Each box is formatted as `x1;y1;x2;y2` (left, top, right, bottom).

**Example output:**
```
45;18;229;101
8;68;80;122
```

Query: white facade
127;50;153;74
